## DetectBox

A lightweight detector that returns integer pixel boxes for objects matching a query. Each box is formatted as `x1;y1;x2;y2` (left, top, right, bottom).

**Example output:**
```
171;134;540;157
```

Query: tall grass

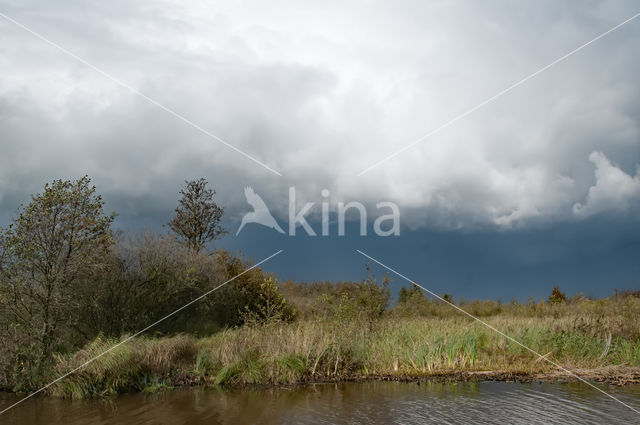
49;305;640;398
50;335;198;398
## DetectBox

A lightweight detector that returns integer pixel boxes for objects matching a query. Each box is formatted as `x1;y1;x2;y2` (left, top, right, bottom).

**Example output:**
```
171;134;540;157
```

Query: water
1;381;639;424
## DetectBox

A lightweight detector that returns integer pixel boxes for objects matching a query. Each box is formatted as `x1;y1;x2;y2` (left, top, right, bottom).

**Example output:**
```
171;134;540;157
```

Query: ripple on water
1;381;639;424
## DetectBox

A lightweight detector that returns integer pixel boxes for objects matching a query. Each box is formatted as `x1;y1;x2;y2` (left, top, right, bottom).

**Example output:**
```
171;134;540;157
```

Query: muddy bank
190;365;640;390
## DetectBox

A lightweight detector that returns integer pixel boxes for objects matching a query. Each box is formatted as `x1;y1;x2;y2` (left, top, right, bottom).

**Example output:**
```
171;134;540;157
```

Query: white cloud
573;151;640;218
1;0;639;230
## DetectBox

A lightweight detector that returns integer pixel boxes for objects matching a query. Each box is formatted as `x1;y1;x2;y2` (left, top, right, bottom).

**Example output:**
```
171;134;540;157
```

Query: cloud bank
1;0;639;230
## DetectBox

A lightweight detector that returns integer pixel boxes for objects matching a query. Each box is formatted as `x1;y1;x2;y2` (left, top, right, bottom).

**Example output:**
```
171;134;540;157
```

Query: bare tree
169;178;226;253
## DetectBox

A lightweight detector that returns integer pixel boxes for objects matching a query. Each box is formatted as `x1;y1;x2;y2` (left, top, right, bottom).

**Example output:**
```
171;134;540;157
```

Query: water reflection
1;381;638;424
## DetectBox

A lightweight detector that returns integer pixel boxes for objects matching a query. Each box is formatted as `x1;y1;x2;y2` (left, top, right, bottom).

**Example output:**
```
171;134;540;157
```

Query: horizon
4;178;639;302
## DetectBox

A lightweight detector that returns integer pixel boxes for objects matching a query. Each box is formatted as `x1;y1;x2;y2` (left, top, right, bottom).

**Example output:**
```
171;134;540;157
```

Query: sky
1;0;639;301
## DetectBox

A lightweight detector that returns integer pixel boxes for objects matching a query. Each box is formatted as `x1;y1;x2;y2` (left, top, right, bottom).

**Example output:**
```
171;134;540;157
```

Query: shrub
242;277;296;325
548;286;567;304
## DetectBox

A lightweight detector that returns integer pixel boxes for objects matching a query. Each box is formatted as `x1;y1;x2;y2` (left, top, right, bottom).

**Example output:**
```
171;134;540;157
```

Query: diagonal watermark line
356;249;640;416
0;249;284;416
0;11;282;177
357;11;640;176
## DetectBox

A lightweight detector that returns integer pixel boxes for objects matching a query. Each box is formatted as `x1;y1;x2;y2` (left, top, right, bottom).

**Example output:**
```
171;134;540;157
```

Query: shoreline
2;366;639;399
343;366;640;386
187;365;640;390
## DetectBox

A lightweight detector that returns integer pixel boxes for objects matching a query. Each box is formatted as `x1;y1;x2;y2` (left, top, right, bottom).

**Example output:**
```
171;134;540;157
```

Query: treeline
0;176;295;391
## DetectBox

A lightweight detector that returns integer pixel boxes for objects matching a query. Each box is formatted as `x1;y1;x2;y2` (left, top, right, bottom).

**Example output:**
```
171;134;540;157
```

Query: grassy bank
50;308;640;399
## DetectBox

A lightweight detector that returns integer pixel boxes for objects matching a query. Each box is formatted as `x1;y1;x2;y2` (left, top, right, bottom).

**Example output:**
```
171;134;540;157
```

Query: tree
398;286;409;304
169;178;226;253
242;277;296;325
548;286;567;304
0;176;115;386
399;283;423;303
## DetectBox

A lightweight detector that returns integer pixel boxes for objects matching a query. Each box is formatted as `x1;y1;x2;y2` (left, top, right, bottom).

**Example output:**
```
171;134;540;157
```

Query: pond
1;381;639;424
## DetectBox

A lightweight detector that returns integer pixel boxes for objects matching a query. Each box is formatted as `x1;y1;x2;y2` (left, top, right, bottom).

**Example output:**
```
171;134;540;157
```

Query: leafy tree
211;250;288;327
360;266;391;319
169;178;226;253
548;286;567;304
398;286;409;304
242;277;296;325
0;176;115;386
398;284;423;303
443;293;455;305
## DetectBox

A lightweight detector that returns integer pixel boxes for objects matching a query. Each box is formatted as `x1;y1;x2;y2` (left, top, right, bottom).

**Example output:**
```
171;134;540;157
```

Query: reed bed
50;312;640;398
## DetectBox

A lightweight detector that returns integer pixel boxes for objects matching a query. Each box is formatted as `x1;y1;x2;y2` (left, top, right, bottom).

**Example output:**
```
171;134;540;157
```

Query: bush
280;273;390;321
79;232;227;337
242;277;296;325
548;286;567;304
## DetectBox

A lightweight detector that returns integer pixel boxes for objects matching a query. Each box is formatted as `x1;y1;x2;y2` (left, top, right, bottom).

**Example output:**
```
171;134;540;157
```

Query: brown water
0;381;639;424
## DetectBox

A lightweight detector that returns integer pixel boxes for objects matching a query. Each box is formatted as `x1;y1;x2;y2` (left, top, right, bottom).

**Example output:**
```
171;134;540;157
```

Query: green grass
47;309;640;398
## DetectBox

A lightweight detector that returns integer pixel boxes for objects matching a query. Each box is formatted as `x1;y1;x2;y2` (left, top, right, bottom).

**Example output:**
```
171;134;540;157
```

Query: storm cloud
1;0;639;231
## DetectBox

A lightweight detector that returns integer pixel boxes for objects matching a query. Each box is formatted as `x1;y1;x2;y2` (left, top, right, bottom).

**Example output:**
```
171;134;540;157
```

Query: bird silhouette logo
236;186;285;235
